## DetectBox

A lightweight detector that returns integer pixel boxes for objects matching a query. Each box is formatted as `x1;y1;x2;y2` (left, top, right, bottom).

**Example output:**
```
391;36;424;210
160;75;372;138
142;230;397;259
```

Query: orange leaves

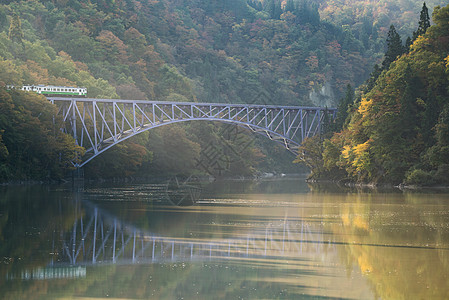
305;55;319;71
96;30;129;64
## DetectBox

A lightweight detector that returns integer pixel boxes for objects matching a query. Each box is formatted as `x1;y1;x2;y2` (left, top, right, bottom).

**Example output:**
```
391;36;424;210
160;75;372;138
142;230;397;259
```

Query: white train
7;85;87;97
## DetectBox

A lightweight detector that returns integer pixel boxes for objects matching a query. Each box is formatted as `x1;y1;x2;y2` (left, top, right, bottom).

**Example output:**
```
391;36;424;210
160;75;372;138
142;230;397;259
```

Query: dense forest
0;0;447;181
297;3;449;186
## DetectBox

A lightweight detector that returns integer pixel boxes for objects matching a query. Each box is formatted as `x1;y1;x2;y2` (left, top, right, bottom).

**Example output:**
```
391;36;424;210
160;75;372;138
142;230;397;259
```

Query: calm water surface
1;178;449;299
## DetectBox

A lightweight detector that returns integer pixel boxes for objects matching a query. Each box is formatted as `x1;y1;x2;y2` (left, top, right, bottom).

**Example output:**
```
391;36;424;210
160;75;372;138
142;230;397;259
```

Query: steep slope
300;4;449;185
1;0;446;179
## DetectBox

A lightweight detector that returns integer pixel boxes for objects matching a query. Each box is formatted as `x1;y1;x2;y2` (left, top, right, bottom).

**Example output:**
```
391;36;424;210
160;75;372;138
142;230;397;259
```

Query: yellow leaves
445;55;449;72
354;140;370;156
357;253;374;274
353;140;371;175
358;97;373;116
353;215;370;231
342;145;351;159
409;34;429;53
340;140;372;179
341;141;370;163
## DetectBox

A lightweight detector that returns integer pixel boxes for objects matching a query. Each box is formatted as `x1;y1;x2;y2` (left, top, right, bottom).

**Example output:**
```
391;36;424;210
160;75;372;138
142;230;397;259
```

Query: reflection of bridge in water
57;201;337;266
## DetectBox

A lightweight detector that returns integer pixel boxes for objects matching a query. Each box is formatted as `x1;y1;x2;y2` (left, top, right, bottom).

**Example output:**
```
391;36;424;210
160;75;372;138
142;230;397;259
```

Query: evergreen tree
266;0;276;18
399;65;420;141
295;1;306;23
335;84;354;131
273;0;282;19
285;0;295;13
0;6;7;31
422;90;439;146
365;64;382;92
405;36;412;52
8;13;24;44
381;25;404;71
413;2;431;40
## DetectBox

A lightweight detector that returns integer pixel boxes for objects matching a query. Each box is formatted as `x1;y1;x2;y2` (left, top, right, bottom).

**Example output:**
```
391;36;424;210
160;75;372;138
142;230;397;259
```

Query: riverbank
306;177;449;192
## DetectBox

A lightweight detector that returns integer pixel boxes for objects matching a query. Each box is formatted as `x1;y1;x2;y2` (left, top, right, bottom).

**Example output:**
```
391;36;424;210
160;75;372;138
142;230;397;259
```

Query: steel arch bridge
49;97;336;167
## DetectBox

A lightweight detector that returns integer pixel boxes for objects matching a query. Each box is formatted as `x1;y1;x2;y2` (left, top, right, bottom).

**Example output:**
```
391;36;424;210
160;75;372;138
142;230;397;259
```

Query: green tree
285;0;295;13
294;135;325;180
0;6;7;31
365;64;382;92
335;84;354;131
413;2;431;40
399;64;420;141
382;25;403;71
0;89;84;181
8;13;23;44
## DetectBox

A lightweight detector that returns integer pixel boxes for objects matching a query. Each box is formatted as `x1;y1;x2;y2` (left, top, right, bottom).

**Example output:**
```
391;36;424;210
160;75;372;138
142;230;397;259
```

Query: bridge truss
49;98;336;167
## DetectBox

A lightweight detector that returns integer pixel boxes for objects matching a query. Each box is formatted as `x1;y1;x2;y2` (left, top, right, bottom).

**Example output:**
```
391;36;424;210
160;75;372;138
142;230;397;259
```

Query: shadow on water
81;175;313;207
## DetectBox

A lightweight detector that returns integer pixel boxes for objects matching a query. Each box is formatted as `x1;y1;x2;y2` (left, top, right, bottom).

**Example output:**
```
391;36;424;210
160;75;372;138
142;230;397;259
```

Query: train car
6;85;87;97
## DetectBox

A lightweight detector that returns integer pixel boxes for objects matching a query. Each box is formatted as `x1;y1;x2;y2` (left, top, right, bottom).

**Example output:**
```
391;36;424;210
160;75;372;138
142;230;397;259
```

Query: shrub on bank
435;164;449;185
405;169;434;186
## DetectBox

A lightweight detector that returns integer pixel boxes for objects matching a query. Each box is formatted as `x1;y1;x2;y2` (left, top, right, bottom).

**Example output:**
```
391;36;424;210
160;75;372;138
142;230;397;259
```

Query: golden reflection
2;182;449;299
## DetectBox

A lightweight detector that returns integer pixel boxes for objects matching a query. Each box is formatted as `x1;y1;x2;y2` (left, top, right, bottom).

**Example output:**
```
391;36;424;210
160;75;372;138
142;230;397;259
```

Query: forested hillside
297;3;449;186
0;90;84;181
0;0;446;180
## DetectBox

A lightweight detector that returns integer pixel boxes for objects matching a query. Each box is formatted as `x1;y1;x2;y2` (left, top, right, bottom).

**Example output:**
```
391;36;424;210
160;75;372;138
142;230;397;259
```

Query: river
1;177;449;299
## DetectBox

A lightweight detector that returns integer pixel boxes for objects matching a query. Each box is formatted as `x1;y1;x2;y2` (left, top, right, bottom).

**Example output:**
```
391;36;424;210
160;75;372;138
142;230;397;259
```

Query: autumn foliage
299;4;449;185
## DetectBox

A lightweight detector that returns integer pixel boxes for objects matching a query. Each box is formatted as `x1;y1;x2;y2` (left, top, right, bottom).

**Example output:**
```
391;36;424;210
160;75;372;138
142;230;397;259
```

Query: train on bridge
6;84;87;97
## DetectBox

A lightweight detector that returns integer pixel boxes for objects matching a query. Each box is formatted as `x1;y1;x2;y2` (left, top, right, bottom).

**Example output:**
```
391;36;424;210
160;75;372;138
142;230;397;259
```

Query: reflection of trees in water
0;191;343;300
322;192;449;300
0;186;77;268
0;186;80;299
2;186;449;299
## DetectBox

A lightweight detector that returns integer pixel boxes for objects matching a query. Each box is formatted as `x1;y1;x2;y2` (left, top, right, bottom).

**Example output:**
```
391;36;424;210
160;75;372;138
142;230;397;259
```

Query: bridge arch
49;97;336;167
